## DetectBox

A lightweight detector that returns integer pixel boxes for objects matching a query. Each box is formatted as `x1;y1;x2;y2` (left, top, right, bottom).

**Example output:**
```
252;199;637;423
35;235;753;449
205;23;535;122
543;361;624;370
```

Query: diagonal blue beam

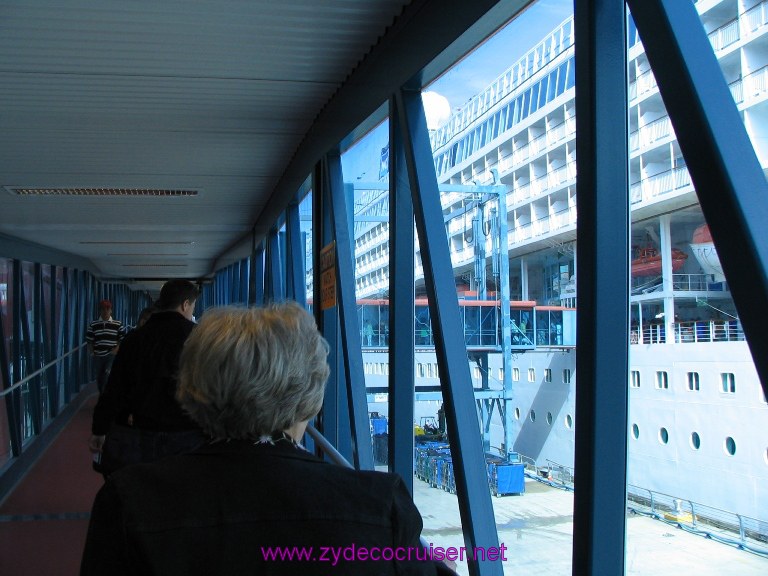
626;0;768;397
396;86;501;576
253;242;265;307
286;201;307;309
313;160;351;462
573;1;630;574
388;97;416;493
326;152;374;471
266;228;284;302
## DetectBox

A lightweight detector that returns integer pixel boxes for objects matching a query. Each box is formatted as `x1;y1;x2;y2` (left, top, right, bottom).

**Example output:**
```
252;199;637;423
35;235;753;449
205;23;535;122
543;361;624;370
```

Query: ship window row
630;370;738;394
364;362;444;379
433;57;575;177
514;407;569;430
632;424;744;457
503;366;570;384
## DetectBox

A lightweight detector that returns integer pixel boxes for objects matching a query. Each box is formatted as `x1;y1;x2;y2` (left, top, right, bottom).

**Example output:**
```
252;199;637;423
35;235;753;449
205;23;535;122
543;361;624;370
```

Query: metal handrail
305;423;353;469
0;343;87;398
305;423;443;559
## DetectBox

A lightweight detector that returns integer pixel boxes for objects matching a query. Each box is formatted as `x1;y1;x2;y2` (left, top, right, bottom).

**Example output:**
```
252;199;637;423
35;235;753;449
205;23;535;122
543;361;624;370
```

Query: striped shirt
87;318;126;356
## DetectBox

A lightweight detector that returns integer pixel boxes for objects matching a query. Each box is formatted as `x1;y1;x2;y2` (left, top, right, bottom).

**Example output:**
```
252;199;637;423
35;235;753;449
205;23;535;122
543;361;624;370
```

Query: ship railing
630;115;674;153
670;273;728;292
743;64;768;103
745;0;768;37
707;17;740;53
630;165;693;206
629;67;658;102
640;323;666;344
627;485;768;557
730;77;744;104
673;320;744;343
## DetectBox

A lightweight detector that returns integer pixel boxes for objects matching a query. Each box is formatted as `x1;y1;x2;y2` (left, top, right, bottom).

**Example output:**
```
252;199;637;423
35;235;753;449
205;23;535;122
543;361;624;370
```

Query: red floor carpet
0;391;104;576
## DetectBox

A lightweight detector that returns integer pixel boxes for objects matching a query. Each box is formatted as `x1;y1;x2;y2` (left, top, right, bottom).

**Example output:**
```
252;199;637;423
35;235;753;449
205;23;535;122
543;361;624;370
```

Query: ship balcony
632;274;730;298
630;115;675;155
630;165;693;206
632;319;744;345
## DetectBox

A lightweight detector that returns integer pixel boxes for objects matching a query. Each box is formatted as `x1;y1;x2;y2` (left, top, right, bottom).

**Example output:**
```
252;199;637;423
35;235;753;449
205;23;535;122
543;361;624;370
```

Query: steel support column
286;201;307;308
265;228;284;302
388;96;416;492
47;265;60;417
28;263;42;435
327;152;374;471
313;160;351;462
626;0;768;395
0;271;20;457
396;86;501;576
573;1;630;574
253;242;265;306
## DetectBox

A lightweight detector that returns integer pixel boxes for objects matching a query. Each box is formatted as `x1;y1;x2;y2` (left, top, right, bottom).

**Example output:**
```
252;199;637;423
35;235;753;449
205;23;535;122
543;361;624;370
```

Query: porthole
546;412;553;425
530;410;536;422
659;427;669;444
565;414;573;429
690;432;701;450
632;424;639;439
725;437;736;456
514;407;520;420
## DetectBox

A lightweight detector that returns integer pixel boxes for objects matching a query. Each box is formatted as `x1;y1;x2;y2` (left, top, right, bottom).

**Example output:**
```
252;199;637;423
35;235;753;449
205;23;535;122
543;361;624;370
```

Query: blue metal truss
396;85;502;576
388;96;416;494
572;1;630;575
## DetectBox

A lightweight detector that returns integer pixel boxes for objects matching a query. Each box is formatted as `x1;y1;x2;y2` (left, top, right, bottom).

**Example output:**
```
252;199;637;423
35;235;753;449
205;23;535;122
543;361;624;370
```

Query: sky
341;0;573;182
426;0;573;112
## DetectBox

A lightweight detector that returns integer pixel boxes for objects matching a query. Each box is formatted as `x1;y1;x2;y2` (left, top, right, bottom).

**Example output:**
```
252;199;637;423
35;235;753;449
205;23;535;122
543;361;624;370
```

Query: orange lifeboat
631;246;688;277
690;223;724;282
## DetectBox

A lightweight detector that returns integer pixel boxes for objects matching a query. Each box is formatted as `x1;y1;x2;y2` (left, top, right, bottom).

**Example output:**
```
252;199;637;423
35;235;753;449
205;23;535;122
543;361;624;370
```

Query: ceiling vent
121;264;189;268
5;187;199;197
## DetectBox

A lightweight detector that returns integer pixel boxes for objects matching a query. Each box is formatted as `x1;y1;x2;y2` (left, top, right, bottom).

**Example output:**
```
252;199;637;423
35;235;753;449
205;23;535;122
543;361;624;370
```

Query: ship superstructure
337;0;768;523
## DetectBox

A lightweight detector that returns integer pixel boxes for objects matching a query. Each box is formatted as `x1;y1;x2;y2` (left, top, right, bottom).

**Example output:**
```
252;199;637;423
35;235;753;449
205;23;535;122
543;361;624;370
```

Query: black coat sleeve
80;482;133;576
389;475;450;575
91;332;136;435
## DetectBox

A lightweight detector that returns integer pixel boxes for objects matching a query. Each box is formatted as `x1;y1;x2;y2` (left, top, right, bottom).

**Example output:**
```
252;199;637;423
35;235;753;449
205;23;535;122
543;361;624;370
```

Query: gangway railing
0;341;91;499
305;424;458;573
0;343;87;399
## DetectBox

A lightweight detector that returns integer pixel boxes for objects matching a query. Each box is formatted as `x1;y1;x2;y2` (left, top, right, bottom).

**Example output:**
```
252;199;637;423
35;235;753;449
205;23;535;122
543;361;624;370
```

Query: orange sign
320;241;336;310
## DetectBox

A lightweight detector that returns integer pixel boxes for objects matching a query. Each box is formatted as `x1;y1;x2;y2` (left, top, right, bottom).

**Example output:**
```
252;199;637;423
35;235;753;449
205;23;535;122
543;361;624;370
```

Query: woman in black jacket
81;301;453;575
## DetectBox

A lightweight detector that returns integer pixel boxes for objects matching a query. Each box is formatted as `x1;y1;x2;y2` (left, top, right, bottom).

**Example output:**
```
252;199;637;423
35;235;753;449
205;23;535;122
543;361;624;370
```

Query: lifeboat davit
690;223;724;282
631;246;688;277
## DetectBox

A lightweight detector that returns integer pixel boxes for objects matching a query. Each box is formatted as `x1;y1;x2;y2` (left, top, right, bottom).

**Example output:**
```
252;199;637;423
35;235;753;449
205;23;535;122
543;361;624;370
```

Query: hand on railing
89;434;106;454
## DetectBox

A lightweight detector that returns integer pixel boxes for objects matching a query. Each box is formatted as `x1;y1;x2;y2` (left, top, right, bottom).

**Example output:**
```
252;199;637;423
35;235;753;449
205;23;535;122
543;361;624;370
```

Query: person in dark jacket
88;279;205;475
81;302;452;575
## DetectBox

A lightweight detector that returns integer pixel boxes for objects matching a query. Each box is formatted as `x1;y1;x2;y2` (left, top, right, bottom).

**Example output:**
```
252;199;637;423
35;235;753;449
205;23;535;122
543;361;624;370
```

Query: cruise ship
326;0;768;529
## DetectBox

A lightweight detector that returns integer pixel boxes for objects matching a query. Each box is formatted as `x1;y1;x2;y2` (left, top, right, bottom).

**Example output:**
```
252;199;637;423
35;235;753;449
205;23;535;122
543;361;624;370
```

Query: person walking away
81;302;455;575
88;280;205;477
86;300;125;393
